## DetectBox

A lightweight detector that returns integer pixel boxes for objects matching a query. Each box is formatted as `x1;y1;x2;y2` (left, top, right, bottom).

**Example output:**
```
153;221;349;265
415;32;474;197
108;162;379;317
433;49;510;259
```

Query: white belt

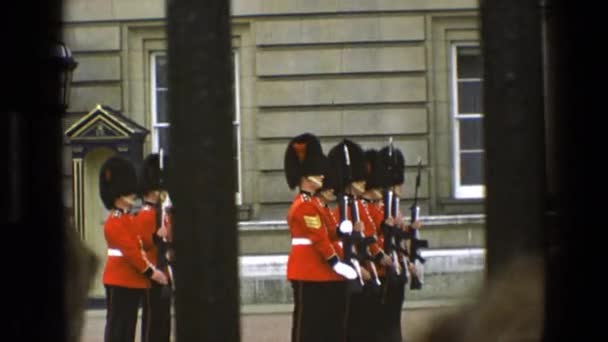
292;238;312;246
108;248;123;257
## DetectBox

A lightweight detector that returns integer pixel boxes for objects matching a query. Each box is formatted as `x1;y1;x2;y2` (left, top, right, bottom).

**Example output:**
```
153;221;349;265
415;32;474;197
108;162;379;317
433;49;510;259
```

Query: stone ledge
238;214;485;232
239;248;485;278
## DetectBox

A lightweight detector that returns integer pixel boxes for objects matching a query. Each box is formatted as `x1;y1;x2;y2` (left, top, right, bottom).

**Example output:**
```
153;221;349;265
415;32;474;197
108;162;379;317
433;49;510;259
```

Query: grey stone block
233;0;477;16
257;110;342;138
70;86;122;113
72;54;121;82
257;76;426;107
63;25;120;52
342;108;428;136
257;45;425;76
258;172;297;203
62;0;113;22
421;225;485;248
239;230;291;255
63;0;165;21
255;16;424;45
112;0;165;20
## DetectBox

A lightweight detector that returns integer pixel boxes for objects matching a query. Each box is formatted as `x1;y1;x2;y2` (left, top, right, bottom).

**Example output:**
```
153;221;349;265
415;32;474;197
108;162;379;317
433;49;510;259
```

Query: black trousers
291;281;348;342
142;283;172;342
376;277;406;342
104;285;149;342
346;284;382;342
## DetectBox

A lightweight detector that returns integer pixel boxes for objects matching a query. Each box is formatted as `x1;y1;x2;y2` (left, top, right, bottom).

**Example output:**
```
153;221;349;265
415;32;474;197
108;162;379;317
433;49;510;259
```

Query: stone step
239;248;485;305
238;215;485;254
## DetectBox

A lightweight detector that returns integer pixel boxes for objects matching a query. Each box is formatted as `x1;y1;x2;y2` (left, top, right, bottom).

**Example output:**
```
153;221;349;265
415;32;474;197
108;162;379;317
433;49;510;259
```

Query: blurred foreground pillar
168;0;240;341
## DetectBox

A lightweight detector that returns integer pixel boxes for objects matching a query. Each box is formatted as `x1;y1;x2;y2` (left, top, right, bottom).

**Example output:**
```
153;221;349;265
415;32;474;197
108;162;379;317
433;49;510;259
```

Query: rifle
390;190;413;285
381;138;407;283
156;149;175;293
158;191;175;292
350;192;382;289
338;143;365;293
407;157;428;290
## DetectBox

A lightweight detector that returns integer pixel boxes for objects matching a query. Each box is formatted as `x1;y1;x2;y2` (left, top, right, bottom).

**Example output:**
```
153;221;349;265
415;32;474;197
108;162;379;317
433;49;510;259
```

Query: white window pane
460;152;484;185
156;90;169;123
457;46;482;78
458;81;483;114
459;117;484;150
156;55;168;88
157;127;170;153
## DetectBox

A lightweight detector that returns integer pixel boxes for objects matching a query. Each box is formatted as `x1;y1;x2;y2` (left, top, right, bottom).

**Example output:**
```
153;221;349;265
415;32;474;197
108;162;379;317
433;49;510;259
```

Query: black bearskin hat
99;155;138;210
364;149;383;190
284;133;326;189
139;153;168;195
327;139;365;193
378;145;406;186
318;153;337;193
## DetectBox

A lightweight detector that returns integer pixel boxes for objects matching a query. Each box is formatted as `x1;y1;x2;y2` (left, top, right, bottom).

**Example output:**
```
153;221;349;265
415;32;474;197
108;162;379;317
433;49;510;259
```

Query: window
150;51;243;204
233;50;243;205
151;52;169;153
451;44;484;198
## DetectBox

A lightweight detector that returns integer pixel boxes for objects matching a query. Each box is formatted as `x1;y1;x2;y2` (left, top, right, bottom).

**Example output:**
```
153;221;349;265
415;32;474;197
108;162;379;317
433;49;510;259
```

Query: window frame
150;50;243;205
450;42;485;199
150;51;169;153
233;49;243;206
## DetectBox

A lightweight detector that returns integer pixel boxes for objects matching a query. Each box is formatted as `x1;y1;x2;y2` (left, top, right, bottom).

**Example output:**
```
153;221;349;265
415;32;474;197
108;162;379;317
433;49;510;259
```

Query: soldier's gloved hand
353;221;365;233
151;269;169;285
410;220;422;230
333;262;357;280
384;216;395;226
157;225;168;239
360;268;372;281
339;220;353;234
380;254;393;267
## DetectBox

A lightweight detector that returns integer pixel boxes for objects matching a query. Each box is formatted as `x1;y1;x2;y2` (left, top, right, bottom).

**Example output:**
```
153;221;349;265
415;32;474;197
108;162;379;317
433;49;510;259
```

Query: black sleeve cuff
153;233;162;245
327;255;339;267
143;266;154;278
336;226;347;238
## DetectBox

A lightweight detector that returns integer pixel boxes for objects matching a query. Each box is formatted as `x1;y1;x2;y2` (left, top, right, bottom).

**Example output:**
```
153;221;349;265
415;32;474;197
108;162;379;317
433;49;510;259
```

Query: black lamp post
51;41;78;111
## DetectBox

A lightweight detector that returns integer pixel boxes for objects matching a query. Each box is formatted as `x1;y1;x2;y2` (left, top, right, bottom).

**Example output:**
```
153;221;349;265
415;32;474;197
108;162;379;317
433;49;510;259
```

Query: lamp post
51;41;78;111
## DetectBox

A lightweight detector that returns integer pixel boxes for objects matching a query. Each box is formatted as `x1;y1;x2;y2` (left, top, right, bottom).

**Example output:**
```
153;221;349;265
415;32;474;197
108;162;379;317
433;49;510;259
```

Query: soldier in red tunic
99;156;167;342
376;145;424;342
361;148;400;342
285;133;357;342
328;140;389;342
312;156;345;263
135;153;172;342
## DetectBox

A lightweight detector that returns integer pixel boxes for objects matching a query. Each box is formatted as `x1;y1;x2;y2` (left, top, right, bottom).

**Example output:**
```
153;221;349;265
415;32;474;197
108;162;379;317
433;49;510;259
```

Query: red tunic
356;199;384;260
287;193;344;282
312;197;344;260
132;205;161;272
364;200;389;276
102;209;155;289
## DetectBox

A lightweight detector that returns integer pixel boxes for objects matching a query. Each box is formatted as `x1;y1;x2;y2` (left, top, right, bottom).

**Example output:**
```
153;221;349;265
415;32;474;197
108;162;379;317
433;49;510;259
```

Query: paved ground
80;300;464;342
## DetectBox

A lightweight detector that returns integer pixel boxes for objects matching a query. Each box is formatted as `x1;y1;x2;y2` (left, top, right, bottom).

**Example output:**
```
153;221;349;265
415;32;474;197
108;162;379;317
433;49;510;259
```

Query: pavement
80;300;466;342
